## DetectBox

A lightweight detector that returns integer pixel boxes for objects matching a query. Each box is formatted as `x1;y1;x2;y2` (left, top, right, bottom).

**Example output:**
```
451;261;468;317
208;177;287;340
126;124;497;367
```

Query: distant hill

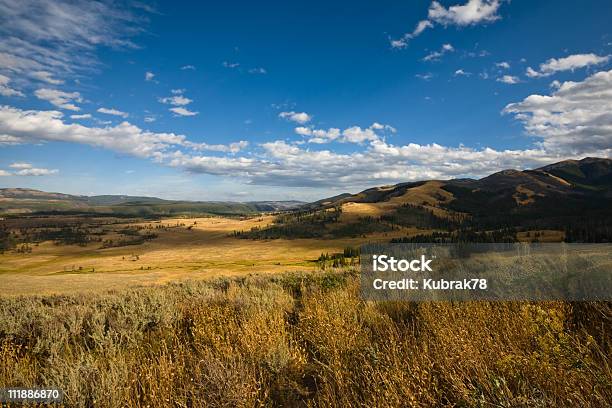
0;188;304;216
241;157;612;241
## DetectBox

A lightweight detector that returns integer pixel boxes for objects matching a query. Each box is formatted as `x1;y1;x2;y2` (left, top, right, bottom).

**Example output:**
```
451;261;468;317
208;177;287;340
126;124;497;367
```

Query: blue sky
0;0;611;201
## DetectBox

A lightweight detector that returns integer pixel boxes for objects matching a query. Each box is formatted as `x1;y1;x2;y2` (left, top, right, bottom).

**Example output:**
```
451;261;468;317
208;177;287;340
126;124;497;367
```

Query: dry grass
339;181;456;223
0;216;423;295
0;271;610;407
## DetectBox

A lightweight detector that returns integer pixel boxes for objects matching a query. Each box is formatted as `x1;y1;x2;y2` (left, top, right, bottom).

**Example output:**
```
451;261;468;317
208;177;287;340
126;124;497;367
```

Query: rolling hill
242;157;612;241
0;188;304;216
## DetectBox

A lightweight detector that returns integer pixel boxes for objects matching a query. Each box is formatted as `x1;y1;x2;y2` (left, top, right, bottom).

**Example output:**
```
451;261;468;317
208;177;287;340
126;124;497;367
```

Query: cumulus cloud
295;123;396;145
0;105;185;158
496;61;510;69
170;139;570;189
34;88;82;111
97;107;129;118
391;0;503;48
423;43;454;61
279;111;312;124
0;74;24;97
526;53;610;78
428;0;501;26
145;71;155;81
504;69;612;154
497;75;520;84
0;169;10;176
159;94;192;106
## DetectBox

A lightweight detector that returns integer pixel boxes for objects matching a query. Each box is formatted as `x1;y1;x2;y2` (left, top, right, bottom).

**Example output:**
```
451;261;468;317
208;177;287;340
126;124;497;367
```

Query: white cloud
454;69;471;76
170;107;198;117
496;61;510;69
525;67;540;78
497;75;520;84
181;65;196;70
186;140;249;154
428;0;501;26
170;140;575;189
15;167;59;176
342;126;380;143
145;71;155;81
423;43;455;61
391;0;502;47
294;123;395;145
144;115;156;123
159;95;193;106
222;61;240;68
294;127;312;136
0;105;187;158
0;0;147;82
70;113;92;119
504;69;612;154
415;72;434;80
31;70;64;84
0;74;24;97
159;90;196;116
9;162;32;169
526;53;610;77
4;162;58;176
97;107;129;118
371;122;396;132
0;134;21;145
34;88;82;111
279;111;312;124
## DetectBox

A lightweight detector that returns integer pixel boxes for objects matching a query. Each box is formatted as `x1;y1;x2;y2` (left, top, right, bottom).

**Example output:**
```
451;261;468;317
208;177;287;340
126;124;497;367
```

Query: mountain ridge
308;157;612;210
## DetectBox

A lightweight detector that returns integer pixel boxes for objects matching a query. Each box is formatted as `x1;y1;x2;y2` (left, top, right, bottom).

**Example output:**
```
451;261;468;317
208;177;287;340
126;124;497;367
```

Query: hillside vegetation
242;158;612;242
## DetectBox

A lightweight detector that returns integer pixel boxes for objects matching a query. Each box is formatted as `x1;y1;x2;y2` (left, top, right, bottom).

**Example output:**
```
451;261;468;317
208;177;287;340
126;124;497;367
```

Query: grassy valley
0;158;611;406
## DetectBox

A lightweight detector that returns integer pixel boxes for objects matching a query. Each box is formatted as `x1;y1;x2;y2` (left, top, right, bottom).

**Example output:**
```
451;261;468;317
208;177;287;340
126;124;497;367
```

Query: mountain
307;157;612;211
0;188;304;215
238;157;612;241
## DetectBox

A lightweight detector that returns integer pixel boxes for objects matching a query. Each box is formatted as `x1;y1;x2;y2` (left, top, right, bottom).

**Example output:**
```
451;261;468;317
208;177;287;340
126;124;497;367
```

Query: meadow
0;272;610;407
0;213;412;295
0;212;610;407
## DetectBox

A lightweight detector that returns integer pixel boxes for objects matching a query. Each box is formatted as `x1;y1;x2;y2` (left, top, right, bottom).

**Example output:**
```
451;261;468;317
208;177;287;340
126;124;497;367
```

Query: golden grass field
1;212;609;407
0;214;421;295
0;272;610;407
